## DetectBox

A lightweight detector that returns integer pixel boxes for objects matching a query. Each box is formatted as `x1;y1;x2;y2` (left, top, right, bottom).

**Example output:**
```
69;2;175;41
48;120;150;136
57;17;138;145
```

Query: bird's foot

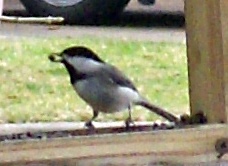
85;121;95;129
125;118;135;131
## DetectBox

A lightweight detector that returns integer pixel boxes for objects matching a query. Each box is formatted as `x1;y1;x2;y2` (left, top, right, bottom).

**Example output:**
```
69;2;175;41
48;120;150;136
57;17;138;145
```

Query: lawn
0;37;188;123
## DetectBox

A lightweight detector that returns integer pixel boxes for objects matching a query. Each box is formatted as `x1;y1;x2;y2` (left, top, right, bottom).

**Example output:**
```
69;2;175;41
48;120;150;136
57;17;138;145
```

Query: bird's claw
125;118;135;130
85;121;95;129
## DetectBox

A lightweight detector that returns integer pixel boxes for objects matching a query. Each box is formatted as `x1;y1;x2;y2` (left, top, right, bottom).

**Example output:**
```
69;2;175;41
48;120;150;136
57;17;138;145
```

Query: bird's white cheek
67;57;102;73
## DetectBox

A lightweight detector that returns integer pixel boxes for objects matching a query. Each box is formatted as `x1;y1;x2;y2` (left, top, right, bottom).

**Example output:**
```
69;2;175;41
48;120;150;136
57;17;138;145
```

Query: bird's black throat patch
62;59;88;84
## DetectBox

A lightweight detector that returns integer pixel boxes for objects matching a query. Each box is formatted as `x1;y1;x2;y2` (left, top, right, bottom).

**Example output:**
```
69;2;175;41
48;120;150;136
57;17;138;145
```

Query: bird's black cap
62;46;104;63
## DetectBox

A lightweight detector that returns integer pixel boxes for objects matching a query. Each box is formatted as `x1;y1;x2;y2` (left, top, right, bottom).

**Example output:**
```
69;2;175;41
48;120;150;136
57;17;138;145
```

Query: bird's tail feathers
135;100;179;123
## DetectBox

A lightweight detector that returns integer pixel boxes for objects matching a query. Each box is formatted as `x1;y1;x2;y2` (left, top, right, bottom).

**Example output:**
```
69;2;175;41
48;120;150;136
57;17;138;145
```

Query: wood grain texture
1;124;228;165
185;0;228;123
220;0;228;123
0;122;157;135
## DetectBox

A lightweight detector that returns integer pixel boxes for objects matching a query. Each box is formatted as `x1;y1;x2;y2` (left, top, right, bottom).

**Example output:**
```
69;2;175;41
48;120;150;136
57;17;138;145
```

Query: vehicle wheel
20;0;130;24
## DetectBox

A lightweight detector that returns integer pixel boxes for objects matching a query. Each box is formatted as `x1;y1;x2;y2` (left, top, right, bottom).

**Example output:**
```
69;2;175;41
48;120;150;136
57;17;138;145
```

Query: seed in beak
48;55;56;61
48;53;62;62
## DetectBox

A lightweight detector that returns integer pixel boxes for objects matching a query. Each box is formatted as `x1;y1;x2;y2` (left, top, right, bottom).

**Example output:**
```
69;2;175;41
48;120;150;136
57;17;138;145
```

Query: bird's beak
48;53;63;63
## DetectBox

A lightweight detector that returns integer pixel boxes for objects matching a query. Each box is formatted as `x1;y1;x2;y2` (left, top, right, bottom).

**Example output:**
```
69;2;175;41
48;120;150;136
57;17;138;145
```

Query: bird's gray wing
101;64;138;91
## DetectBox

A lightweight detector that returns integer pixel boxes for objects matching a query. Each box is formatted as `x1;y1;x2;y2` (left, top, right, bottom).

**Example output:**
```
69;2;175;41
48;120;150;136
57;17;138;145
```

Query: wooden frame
1;123;228;165
186;0;228;123
1;0;228;165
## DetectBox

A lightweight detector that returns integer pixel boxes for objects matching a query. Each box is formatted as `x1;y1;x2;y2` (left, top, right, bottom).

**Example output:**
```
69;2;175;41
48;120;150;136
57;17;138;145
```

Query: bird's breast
72;78;141;113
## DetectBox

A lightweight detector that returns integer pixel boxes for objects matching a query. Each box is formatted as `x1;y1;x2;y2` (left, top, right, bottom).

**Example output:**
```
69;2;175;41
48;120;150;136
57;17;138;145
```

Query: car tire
20;0;130;24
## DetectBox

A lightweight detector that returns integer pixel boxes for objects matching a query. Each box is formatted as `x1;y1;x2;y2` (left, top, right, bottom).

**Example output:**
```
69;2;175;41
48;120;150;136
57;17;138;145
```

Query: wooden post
185;0;228;123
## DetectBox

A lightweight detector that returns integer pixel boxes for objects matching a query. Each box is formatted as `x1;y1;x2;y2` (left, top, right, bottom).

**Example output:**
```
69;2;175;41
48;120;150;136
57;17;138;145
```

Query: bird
48;46;179;128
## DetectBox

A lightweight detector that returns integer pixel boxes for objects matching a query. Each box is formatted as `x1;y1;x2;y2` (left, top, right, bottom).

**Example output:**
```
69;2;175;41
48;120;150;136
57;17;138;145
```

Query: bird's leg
85;110;99;128
125;105;134;130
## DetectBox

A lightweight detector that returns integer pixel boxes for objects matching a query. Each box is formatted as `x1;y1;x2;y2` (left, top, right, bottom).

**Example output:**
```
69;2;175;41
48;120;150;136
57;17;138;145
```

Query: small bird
49;46;179;128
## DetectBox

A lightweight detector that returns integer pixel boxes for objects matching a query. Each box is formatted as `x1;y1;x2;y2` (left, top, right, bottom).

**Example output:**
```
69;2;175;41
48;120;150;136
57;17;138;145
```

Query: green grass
0;37;188;123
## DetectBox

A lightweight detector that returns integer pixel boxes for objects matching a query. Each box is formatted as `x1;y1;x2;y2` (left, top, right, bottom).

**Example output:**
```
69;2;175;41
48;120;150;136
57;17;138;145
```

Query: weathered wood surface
0;16;64;24
0;122;156;135
1;123;228;165
185;0;228;123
